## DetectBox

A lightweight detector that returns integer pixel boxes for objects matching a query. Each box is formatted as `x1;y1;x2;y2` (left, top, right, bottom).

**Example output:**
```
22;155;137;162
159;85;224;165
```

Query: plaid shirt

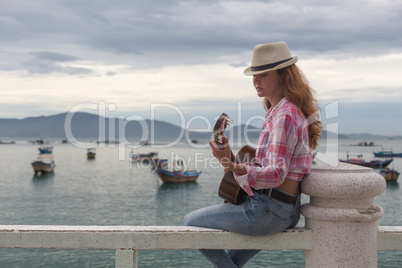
234;98;312;196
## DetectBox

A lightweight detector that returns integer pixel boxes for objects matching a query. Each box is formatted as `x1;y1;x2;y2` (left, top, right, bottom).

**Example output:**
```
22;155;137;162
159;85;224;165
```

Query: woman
183;41;322;267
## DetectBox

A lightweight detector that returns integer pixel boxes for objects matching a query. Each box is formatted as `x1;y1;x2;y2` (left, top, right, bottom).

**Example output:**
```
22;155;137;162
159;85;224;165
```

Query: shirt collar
266;97;288;119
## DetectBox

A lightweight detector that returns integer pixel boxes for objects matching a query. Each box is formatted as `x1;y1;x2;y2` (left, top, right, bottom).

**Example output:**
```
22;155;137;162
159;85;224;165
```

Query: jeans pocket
249;208;289;236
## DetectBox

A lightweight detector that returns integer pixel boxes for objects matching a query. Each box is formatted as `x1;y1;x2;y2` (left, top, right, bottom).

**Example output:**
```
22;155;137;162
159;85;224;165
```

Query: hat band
250;58;293;72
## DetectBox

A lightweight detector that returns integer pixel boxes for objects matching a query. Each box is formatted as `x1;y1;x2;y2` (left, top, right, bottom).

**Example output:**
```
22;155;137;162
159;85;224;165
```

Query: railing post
301;163;386;268
116;249;138;268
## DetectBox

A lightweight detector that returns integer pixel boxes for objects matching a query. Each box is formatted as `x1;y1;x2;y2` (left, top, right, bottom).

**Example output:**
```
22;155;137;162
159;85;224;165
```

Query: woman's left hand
209;137;233;170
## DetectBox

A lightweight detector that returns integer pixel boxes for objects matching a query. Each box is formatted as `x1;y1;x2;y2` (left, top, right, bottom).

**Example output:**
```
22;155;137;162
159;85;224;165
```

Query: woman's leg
183;193;271;267
197;249;261;268
227;249;261;268
183;192;300;267
183;202;253;234
183;202;261;268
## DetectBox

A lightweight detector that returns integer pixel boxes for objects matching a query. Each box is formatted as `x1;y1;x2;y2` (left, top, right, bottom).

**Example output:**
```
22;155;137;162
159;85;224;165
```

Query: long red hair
264;64;322;150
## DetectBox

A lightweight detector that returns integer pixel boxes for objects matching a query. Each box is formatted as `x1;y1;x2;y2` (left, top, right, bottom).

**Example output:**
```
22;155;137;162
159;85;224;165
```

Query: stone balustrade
301;162;386;268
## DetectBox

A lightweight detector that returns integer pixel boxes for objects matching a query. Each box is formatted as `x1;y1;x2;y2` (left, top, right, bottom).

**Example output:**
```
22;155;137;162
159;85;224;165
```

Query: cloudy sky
1;0;401;136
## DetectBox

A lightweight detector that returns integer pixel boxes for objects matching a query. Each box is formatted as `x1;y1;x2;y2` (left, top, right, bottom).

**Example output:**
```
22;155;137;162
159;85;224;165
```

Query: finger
209;140;217;149
221;137;230;150
209;140;218;157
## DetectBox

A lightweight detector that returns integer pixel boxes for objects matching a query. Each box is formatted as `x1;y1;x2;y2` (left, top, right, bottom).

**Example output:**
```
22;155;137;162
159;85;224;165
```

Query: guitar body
218;145;256;205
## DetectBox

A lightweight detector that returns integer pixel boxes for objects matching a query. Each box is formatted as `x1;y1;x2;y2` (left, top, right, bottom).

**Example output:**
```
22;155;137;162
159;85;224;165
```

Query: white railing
0;163;400;267
0;225;311;268
0;225;401;267
377;226;402;250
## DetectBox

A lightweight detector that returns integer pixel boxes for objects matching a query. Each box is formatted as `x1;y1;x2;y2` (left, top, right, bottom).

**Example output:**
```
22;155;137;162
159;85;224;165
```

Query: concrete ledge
378;226;402;250
0;225;312;250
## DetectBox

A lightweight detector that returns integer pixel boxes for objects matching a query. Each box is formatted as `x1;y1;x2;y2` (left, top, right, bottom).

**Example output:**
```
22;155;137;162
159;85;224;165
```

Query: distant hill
321;131;400;140
0;112;190;143
321;130;348;140
0;112;259;143
0;112;398;142
342;133;396;140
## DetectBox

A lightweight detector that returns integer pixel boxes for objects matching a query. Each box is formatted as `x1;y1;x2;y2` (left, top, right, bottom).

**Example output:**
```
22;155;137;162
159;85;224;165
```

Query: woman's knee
182;207;214;227
182;214;190;226
182;211;196;226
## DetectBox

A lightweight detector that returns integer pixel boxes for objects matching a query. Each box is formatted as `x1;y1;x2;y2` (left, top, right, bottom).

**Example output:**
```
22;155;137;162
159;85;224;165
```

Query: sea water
0;139;401;267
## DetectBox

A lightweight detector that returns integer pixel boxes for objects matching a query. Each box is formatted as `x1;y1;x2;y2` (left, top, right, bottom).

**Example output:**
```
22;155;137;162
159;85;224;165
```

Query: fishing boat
373;151;402;158
87;148;96;159
339;158;393;169
31;155;55;174
155;168;201;183
129;152;158;162
38;146;53;154
151;158;169;170
378;168;400;181
96;139;120;144
0;140;15;144
349;141;378;147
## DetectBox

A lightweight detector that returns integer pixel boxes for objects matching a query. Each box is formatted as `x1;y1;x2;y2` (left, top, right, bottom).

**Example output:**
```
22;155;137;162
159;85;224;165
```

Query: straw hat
243;41;298;76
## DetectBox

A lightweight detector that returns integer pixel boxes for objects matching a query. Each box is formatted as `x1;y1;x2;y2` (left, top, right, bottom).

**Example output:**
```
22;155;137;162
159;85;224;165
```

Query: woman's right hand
209;137;233;170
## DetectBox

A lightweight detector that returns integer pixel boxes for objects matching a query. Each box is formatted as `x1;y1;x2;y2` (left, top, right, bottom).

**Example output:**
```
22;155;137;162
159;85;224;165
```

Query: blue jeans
182;189;301;268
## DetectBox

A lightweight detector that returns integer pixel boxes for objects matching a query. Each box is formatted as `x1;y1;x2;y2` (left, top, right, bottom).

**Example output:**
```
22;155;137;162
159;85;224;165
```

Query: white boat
31;155;55;174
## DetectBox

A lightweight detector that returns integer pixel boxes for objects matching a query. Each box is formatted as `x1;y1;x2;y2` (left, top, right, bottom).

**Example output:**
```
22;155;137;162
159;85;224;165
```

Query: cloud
1;0;401;72
329;87;402;103
18;51;93;75
30;51;79;62
0;0;401;135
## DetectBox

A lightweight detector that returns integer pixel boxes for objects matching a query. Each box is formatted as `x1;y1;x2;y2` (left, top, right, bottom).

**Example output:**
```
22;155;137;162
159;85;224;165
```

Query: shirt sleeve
234;114;298;196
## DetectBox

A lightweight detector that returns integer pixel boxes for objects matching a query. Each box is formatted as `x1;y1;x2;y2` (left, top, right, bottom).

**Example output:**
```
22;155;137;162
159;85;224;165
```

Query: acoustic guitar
213;113;257;205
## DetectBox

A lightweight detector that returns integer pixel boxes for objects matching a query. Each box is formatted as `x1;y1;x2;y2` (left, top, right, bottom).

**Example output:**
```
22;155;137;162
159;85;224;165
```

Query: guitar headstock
213;113;232;148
